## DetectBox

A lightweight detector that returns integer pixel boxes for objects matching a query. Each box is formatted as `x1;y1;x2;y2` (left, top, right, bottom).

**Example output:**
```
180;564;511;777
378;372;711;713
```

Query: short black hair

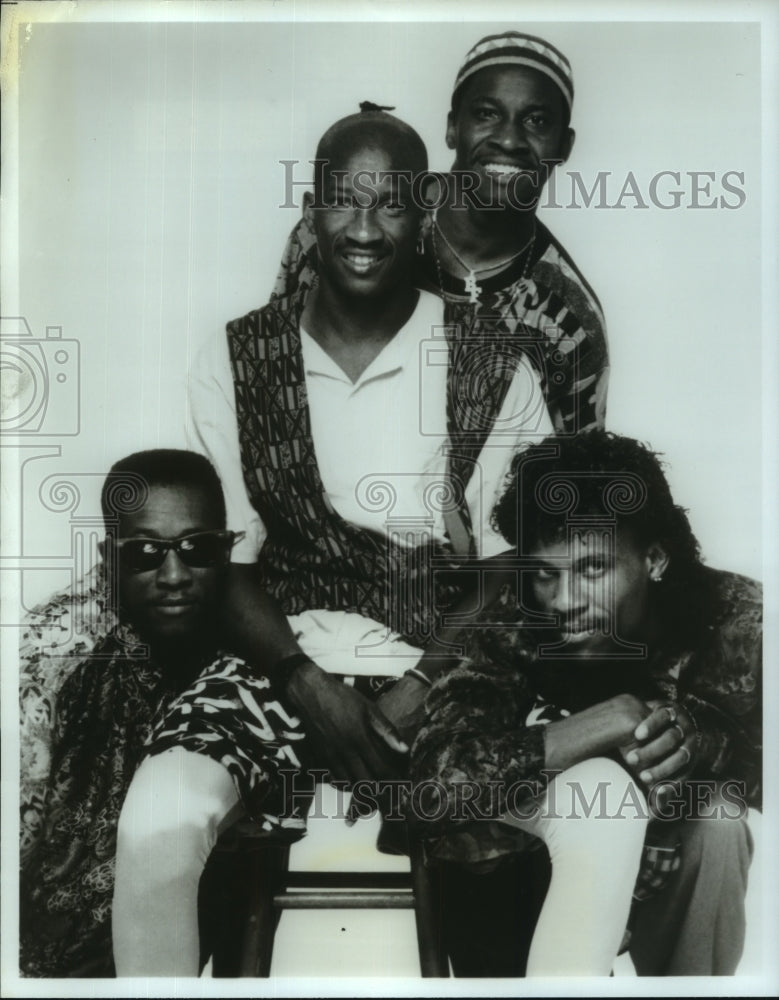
313;105;428;196
100;449;226;529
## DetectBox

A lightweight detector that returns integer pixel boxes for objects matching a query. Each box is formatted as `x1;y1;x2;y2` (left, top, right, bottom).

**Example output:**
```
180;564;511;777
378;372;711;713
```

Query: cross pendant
464;271;480;304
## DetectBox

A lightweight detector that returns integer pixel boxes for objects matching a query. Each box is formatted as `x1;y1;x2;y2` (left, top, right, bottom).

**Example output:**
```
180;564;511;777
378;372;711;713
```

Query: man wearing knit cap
274;30;608;439
436;30;575;234
266;31;608;976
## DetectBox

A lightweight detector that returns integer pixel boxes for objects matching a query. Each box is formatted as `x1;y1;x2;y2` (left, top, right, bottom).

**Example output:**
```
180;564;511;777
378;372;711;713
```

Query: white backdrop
6;13;766;610
1;2;777;995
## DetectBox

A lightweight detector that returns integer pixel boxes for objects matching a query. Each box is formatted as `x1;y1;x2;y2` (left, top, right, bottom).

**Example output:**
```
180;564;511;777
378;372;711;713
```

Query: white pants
114;751;647;977
500;757;648;977
113;748;242;976
113;616;424;976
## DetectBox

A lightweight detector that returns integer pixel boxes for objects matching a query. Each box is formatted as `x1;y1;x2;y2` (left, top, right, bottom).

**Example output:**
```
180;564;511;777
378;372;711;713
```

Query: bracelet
273;652;314;690
404;667;433;688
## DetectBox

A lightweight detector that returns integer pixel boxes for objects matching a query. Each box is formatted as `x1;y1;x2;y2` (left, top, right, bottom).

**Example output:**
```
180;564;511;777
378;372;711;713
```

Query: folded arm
409;651;650;834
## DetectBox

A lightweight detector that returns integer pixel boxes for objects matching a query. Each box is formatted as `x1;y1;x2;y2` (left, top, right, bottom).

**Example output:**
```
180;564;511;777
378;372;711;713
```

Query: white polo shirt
189;290;554;674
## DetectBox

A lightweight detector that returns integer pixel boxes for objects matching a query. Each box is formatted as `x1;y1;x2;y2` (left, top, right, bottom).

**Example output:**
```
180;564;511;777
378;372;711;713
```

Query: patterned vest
226;291;521;647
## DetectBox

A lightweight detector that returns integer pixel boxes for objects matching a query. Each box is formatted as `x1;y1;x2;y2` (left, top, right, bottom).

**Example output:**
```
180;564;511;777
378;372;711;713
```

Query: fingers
304;734;352;785
368;706;409;755
346;781;387;826
633;702;678;742
341;713;407;824
289;676;408;808
625;726;679;770
312;719;404;789
319;731;401;786
356;744;406;786
636;739;695;784
626;702;697;784
346;793;379;827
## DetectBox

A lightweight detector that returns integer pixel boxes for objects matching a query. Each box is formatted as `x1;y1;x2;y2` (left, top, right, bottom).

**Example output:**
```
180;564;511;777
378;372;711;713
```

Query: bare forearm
220;563;406;779
221;563;308;678
544;695;651;772
220;569;406;782
410;682;651;833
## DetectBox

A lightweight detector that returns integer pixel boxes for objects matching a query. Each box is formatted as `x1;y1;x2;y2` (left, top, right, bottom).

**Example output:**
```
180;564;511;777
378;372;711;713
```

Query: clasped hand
619;699;698;784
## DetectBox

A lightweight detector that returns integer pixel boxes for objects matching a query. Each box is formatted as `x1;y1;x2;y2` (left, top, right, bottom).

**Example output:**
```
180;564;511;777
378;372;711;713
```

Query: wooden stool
202;822;450;978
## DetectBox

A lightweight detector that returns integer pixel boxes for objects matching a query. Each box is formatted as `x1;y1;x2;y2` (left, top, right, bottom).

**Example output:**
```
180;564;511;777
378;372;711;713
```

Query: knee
116;750;228;884
116;805;212;887
542;758;648;871
554;757;649;826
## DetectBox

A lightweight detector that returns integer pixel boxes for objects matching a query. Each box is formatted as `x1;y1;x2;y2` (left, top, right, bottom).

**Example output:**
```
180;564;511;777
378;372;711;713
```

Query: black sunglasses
112;530;245;573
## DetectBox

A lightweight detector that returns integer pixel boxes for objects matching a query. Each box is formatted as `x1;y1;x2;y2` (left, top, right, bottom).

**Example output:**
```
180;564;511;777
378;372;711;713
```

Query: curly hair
491;430;710;646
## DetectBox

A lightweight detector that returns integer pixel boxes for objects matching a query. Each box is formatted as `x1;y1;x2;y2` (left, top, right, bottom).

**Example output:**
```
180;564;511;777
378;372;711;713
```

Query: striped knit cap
452;31;574;112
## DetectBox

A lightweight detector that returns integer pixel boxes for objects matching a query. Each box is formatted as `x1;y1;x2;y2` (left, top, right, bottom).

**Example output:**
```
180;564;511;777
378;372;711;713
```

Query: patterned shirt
19;577;306;977
409;567;762;878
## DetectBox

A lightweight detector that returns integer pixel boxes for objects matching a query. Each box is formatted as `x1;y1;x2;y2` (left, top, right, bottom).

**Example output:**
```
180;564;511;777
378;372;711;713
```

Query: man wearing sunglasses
20;449;305;977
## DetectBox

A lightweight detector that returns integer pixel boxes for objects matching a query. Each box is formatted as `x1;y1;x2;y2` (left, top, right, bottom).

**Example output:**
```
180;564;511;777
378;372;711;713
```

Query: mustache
558;616;610;633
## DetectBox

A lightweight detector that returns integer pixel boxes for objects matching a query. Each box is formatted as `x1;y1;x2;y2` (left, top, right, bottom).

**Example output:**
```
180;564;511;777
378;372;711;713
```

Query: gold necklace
431;208;536;304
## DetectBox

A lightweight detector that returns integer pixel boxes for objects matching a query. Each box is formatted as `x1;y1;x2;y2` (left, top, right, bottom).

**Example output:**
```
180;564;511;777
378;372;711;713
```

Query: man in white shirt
189;276;550;677
113;105;552;975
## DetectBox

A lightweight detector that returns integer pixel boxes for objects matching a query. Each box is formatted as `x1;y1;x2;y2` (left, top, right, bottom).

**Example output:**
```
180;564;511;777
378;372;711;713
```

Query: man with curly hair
410;430;761;976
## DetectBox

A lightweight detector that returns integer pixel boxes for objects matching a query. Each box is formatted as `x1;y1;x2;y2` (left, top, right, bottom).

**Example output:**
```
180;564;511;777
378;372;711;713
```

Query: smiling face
447;65;574;209
306;144;423;300
112;483;228;645
527;529;668;658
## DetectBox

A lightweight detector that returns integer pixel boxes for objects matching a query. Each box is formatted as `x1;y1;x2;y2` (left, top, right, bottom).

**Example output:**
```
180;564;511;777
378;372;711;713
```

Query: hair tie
359;101;395;114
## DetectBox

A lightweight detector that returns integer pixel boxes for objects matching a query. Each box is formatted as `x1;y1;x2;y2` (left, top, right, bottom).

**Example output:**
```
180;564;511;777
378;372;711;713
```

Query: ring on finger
672;722;686;744
665;704;678;725
678;745;692;766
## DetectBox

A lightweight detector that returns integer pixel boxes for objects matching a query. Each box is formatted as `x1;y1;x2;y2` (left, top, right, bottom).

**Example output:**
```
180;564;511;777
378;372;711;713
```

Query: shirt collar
299;291;435;388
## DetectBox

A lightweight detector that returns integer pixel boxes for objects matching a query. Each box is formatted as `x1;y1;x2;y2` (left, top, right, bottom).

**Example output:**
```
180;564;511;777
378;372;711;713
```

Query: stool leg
409;840;449;977
202;845;253;976
239;844;290;977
